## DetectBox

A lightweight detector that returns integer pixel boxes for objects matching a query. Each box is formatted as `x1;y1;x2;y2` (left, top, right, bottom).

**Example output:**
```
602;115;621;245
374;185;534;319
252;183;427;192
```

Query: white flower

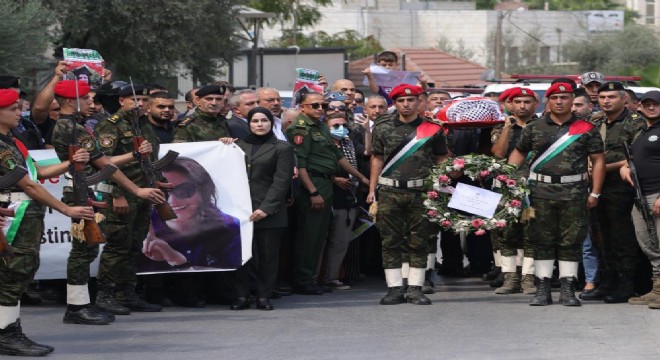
492;163;501;169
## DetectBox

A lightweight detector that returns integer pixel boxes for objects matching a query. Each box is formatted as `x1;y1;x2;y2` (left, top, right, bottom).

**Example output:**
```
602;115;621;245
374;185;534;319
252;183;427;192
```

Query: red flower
480;170;490;177
506;179;517;187
471;218;485;228
509;200;521;208
475;229;486;236
427;191;439;199
441;220;452;228
438;175;450;184
427;210;438;217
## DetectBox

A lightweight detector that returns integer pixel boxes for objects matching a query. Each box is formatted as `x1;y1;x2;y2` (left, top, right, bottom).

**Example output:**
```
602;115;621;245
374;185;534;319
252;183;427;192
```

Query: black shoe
489;272;504;288
96;285;131;315
579;287;606;300
230;297;250;310
530;277;553;306
0;320;52;356
558;277;581;307
88;304;115;322
481;266;501;281
273;289;291;297
116;285;162;312
380;286;406;305
20;292;42;306
63;305;111;325
407;286;432;305
256;298;274;310
604;273;635;304
293;284;324;295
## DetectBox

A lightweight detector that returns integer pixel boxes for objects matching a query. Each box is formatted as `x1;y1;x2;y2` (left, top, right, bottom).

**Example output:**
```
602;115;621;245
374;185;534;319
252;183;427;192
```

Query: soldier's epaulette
107;114;121;124
178;116;195;127
630;113;640;119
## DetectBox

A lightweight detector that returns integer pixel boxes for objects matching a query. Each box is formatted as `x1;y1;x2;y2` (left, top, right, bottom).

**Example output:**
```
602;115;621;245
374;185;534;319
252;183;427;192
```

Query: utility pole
494;11;504;80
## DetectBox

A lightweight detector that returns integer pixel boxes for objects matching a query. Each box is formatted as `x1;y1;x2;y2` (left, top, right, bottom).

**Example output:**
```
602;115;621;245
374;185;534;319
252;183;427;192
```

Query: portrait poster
62;48;105;89
290;68;324;108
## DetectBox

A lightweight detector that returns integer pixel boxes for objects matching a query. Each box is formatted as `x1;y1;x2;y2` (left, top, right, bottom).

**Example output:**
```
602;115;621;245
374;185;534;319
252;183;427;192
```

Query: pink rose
506;179;517;187
452;158;465;169
438;175;450;184
509;200;521;208
427;191;439;199
496;175;508;182
480;170;490;178
441;220;452;228
495;221;506;228
427;210;438;217
475;229;487;236
471;218;485;228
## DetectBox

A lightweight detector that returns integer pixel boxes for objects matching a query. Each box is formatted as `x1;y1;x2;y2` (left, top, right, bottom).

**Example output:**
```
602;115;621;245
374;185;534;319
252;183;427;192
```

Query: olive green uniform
172;108;230;143
94;109;160;288
286;114;342;287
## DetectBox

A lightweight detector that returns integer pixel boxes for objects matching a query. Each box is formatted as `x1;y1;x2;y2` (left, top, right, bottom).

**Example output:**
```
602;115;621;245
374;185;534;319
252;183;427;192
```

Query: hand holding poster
291;68;325;107
362;64;421;88
62;48;105;89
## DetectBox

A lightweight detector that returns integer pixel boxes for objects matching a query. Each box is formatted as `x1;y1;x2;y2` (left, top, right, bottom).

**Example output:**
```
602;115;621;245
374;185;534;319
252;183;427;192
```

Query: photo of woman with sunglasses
138;157;242;272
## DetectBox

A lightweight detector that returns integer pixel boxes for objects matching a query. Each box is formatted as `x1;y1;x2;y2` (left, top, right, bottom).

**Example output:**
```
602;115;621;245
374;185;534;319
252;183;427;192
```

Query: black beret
598;81;625;93
0;75;20;89
117;83;148;97
196;85;226;97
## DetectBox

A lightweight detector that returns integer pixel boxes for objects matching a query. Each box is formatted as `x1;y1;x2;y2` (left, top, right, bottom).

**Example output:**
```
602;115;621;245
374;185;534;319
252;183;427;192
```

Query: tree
437;36;477;63
267;30;384;61
43;0;244;84
0;0;53;76
248;0;332;31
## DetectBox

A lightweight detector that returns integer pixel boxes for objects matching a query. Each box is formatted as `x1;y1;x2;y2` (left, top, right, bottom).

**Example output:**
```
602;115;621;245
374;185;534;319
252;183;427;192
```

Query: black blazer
227;115;251;140
237;137;294;229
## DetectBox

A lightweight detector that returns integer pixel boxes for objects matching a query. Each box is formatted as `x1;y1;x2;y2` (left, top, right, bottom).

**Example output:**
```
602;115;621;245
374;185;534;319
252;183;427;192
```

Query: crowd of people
0;51;659;356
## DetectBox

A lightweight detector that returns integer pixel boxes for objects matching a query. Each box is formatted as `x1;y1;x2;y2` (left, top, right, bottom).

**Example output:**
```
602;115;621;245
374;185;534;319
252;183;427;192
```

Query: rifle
128;78;178;221
623;141;658;243
0;166;28;256
70;81;118;245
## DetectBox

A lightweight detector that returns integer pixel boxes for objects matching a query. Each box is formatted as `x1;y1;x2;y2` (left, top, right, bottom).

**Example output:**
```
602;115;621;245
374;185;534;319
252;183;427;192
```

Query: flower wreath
423;154;530;235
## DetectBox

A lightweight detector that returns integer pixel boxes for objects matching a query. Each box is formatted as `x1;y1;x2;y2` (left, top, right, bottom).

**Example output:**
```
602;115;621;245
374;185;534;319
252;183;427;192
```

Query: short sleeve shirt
0;133;45;216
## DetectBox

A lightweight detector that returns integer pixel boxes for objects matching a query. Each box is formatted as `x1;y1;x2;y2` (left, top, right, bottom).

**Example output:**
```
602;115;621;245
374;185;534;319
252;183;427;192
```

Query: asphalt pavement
18;275;660;360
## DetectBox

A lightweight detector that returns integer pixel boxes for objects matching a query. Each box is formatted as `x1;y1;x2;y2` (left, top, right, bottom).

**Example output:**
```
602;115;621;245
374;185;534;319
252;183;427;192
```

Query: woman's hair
163;157;217;207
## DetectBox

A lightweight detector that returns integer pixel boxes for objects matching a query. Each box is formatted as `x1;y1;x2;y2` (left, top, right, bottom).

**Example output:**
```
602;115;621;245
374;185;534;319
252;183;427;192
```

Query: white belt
378;177;425;189
0;192;31;202
528;171;588;184
66;180;115;194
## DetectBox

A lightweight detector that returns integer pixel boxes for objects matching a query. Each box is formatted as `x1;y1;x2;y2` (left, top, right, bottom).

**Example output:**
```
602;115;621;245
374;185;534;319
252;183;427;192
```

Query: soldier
580;82;645;304
571;89;593;121
621;90;660;309
173;85;230;143
50;80;166;324
579;71;605;110
146;92;176;144
93;83;165;313
490;87;538;295
367;84;448;305
0;89;95;356
285;92;368;295
509;82;605;307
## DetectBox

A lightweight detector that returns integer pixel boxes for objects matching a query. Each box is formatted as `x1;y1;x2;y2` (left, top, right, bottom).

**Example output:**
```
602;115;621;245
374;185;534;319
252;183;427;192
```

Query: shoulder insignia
0;151;16;170
107;114;121;124
122;130;133;138
295;119;307;128
290;129;308;136
178;116;194;127
631;113;639;119
78;134;96;151
99;134;116;148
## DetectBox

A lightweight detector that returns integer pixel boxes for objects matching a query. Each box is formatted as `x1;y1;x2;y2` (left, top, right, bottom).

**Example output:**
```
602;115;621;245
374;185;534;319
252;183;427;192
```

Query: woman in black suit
230;107;294;310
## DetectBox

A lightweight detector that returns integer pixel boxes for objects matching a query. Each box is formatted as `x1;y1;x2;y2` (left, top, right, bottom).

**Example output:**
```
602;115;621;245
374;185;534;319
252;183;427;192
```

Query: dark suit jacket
227;115;251;140
237;137;294;229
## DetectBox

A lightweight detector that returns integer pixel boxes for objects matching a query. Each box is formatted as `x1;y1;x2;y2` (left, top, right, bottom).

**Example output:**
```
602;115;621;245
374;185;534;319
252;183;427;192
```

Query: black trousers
233;228;284;298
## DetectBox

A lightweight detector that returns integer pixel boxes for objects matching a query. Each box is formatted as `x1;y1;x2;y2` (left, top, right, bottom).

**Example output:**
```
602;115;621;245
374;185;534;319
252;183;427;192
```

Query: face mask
330;125;349;139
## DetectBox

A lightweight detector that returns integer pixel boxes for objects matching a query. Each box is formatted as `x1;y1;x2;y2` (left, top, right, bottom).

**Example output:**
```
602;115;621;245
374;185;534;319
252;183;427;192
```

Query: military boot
406;286;432;305
482;266;501;281
489;271;504;288
380;286;406;305
629;275;660;305
604;273;636;304
557;277;581;306
422;270;435;294
116;285;162;312
95;284;131;315
520;274;537;294
530;277;553;306
580;270;617;301
0;319;52;357
495;272;521;294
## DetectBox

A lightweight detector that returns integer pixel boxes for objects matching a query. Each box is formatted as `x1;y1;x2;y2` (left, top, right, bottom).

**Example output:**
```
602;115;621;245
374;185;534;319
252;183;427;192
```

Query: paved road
20;275;660;360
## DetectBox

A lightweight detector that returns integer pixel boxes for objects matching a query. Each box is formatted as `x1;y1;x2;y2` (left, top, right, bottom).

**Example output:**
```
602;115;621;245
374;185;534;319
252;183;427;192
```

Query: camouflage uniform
0;133;46;306
372;114;447;269
172;108;230;143
94;109;160;288
590;109;645;274
286;113;342;288
51;115;106;286
515;114;604;261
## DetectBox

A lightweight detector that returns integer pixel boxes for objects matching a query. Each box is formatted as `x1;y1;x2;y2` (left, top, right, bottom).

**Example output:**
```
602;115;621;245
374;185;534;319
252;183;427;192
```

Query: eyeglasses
302;102;323;109
331;124;347;129
324;105;347;112
170;182;197;199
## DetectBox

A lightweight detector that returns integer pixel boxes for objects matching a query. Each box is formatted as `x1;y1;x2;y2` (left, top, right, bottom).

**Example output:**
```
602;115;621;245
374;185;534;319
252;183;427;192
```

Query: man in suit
227;89;258;140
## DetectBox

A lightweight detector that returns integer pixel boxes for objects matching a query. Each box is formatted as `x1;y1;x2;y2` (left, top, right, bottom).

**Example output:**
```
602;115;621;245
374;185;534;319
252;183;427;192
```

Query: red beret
54;80;90;99
545;82;573;98
389;84;424;100
509;87;536;100
0;89;19;108
498;87;517;102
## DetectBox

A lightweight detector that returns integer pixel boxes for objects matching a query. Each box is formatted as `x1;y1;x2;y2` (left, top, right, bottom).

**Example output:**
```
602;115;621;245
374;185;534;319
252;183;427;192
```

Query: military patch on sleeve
77;134;97;151
0;151;17;170
178;116;194;127
293;135;304;145
98;134;116;148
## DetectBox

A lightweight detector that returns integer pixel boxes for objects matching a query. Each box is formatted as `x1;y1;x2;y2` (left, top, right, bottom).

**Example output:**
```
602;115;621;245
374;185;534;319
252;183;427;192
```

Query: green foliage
524;0;619;10
437;36;477;62
476;0;498;10
563;24;660;81
248;0;332;29
0;0;53;76
44;0;243;84
268;30;383;61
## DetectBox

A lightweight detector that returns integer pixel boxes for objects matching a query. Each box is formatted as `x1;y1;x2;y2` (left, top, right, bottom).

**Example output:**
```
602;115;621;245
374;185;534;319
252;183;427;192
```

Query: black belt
308;170;333;179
